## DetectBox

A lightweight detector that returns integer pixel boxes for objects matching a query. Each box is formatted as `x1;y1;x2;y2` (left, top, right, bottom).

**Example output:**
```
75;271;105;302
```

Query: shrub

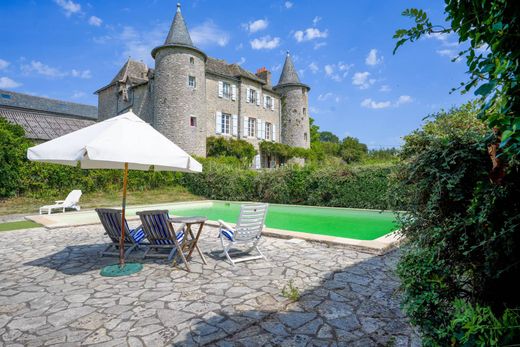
206;136;256;167
392;102;520;345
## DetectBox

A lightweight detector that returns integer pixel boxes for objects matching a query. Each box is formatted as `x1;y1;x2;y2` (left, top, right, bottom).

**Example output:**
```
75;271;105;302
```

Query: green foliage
339;136;368;163
181;160;394;210
394;0;520;158
309;117;320;145
259;141;311;161
319;131;340;143
0;118;32;197
206;136;256;167
282;280;300;301
391;103;520;345
449;300;520;347
363;148;400;164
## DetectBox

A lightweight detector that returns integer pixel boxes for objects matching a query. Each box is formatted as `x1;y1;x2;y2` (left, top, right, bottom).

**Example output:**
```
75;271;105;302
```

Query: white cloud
271;63;282;72
54;0;81;17
191;20;230;48
243;19;268;33
312;16;322;26
0;59;9;70
324;62;353;82
71;69;92;79
294;27;328;42
361;95;413;109
308;62;319;74
425;32;461;60
21;61;67;78
88;16;102;27
318;92;341;103
285;1;293;9
71;91;86;99
436;49;458;59
365;48;382;66
352;71;375;89
21;60;91;79
379;85;391;92
237;57;246;65
361;98;391;109
313;42;326;50
0;77;21;89
250;36;280;50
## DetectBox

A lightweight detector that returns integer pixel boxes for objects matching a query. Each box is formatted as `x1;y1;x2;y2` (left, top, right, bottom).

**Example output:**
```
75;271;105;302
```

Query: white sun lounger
39;190;82;215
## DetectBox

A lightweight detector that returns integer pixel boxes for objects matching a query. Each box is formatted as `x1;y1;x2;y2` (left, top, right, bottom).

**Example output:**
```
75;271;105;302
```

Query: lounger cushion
130;226;146;243
220;229;235;241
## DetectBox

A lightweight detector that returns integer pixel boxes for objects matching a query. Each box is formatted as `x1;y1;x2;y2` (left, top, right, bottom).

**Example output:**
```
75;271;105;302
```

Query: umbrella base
100;263;143;277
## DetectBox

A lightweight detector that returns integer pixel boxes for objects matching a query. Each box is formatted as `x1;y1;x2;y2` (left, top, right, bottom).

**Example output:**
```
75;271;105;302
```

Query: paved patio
0;223;419;346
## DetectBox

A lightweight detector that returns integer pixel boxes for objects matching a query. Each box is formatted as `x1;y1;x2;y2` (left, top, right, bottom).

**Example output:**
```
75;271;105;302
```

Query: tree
0;118;32;197
339;136;367;163
319;131;340;143
394;1;520;182
309;117;320;145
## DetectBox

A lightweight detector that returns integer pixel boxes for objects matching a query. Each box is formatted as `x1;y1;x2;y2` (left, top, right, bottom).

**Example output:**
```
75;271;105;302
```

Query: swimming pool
170;201;397;241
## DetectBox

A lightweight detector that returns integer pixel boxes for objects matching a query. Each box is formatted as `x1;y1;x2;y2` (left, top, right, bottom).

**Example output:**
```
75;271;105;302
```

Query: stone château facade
95;4;311;168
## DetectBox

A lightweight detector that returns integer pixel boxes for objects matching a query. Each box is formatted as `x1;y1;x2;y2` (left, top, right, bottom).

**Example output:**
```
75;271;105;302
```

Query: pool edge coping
26;199;403;255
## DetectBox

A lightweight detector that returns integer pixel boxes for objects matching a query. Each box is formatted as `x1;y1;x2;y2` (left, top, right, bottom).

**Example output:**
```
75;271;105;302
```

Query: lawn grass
0;220;42;232
0;186;202;216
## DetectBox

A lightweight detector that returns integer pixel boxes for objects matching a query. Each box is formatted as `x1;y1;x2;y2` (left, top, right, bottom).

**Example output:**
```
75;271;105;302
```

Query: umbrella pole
119;162;129;268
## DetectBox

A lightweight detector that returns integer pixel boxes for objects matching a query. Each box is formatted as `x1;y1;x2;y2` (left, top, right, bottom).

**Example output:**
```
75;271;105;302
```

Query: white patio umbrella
27;110;202;271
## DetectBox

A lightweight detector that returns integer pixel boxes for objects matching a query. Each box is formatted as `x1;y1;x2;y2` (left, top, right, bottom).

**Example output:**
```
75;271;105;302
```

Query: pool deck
27;200;402;255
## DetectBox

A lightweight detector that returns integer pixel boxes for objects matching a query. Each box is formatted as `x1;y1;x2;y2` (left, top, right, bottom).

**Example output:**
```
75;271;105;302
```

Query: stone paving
0;223;420;346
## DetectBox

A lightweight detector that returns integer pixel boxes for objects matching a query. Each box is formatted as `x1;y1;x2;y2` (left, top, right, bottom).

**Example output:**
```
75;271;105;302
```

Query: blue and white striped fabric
220;228;235;241
149;214;185;245
129;226;146;244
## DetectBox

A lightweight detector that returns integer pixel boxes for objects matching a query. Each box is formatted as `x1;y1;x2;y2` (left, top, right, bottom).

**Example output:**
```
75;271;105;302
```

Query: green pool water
170;201;397;241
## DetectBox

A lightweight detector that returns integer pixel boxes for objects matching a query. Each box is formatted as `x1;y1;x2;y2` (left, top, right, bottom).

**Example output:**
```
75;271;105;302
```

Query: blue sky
0;0;472;148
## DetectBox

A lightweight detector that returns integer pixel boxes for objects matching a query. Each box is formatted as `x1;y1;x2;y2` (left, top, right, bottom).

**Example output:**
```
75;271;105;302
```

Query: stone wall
205;74;239;137
97;85;118;121
153;47;207;157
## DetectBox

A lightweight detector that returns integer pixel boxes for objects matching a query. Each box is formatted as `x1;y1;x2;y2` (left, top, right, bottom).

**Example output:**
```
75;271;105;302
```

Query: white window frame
222;82;231;99
188;75;196;88
248;118;256;138
265;122;272;140
221;113;231;134
265;96;273;110
248;89;257;104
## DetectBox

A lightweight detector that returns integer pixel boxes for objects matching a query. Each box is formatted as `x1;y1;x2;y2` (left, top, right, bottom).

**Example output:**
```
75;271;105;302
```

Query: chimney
256;67;272;86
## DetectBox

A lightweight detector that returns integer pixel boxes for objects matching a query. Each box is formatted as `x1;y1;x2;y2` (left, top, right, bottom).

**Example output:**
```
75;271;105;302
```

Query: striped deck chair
218;203;268;266
95;208;147;258
136;210;190;271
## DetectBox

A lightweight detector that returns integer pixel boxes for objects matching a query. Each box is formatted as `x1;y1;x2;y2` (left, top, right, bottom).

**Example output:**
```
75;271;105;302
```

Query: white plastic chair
218;203;268;266
39;190;82;215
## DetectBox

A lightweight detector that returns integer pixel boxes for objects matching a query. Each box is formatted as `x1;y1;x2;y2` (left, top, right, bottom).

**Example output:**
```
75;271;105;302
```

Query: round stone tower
273;52;311;149
151;3;207;156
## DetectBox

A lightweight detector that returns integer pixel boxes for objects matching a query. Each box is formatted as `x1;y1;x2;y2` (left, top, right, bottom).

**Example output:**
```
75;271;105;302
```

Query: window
248;89;257;104
265;122;272;140
265;96;273;109
189;57;195;65
190;116;197;127
304;132;308;141
303;107;307;115
223;82;231;99
188;76;196;88
248;118;256;137
221;113;231;134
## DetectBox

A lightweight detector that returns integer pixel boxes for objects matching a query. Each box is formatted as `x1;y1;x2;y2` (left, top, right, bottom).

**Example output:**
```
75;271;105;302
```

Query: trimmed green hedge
181;161;395;210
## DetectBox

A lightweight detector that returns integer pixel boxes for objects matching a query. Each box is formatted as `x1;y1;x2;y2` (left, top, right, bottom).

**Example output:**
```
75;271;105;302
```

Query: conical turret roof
277;52;301;85
164;3;194;46
151;3;205;59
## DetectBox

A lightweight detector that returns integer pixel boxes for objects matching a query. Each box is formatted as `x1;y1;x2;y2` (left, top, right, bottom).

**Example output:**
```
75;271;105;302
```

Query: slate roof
110;59;149;84
164;4;194;47
0;89;97;119
0;107;95;141
206;57;269;86
277;52;301;86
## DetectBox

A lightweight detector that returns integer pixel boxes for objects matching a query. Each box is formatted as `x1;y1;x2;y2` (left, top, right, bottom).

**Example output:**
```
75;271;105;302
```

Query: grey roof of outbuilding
0;89;97;119
277;53;301;85
111;59;149;84
0;106;95;141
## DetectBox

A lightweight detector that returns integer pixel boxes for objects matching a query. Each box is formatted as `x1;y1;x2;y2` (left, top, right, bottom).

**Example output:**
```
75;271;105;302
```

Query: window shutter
232;114;238;136
262;121;266;139
272;124;276;142
231;85;236;101
215;111;222;134
254;154;261;169
246;88;250;103
218;81;223;98
243;116;249;137
257;119;262;138
256;90;260;106
271;98;275;111
263;95;267;108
